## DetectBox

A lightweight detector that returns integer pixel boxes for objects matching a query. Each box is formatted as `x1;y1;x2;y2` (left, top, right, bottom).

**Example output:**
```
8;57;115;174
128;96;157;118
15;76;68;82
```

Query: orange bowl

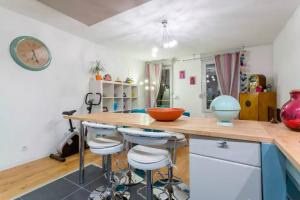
147;108;185;121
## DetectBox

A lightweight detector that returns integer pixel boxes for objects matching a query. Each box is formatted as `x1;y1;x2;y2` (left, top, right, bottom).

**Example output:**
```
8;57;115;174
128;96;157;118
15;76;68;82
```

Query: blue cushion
131;108;146;113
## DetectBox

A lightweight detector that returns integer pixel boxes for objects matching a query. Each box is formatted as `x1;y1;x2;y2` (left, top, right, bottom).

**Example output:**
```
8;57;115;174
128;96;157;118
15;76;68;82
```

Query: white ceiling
1;0;300;60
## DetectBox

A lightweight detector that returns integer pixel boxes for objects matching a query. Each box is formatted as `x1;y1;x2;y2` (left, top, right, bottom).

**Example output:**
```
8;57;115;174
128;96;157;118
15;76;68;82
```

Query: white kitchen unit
190;136;262;200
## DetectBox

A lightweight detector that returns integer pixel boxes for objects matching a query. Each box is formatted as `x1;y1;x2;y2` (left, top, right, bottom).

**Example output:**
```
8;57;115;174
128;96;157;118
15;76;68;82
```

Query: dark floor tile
63;189;90;200
20;178;79;200
127;183;147;200
84;176;108;192
64;164;103;186
85;177;146;200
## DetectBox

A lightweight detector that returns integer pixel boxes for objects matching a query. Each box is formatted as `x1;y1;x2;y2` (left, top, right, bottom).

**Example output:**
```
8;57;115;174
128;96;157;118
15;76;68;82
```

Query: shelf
89;80;138;113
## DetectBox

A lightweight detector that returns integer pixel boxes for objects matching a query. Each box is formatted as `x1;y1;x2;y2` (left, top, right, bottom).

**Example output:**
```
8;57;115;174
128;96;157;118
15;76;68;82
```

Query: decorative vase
281;90;300;131
95;73;102;80
210;95;241;127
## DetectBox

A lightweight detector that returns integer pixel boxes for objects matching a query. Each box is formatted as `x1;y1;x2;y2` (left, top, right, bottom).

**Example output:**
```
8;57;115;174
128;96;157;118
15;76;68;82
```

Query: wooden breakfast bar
65;112;300;200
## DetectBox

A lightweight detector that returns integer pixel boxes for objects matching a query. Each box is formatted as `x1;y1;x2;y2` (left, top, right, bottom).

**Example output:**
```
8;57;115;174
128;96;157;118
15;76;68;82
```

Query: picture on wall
179;70;185;79
190;76;196;85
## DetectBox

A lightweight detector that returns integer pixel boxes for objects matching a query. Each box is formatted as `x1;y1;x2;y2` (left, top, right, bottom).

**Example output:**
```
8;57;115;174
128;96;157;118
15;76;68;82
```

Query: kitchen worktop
65;112;300;171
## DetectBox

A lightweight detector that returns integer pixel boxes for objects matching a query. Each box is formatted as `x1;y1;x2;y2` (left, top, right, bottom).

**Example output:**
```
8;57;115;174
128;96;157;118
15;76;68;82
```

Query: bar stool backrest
118;128;171;146
82;121;118;142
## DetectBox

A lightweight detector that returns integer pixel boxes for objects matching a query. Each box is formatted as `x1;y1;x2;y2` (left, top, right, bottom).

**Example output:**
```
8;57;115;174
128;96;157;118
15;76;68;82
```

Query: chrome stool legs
154;147;190;200
89;155;130;200
146;170;153;200
102;155;107;173
118;141;144;186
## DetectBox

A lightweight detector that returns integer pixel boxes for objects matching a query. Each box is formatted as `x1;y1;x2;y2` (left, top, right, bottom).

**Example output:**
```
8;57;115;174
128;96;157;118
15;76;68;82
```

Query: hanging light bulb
145;86;149;90
152;47;158;53
139;81;144;85
144;79;149;84
169;40;178;48
150;86;155;91
151;47;158;57
163;42;170;49
161;19;178;49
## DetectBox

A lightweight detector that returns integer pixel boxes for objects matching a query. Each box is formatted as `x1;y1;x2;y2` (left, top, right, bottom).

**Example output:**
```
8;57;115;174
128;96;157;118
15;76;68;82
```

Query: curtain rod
177;46;245;62
200;46;245;59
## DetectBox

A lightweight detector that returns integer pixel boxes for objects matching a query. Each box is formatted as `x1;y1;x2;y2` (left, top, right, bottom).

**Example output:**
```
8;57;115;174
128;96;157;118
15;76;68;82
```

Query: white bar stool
83;121;124;199
118;127;172;200
158;131;189;199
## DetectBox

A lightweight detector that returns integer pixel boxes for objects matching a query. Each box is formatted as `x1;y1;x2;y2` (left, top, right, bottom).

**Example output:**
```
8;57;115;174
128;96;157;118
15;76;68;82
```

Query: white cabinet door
190;153;262;200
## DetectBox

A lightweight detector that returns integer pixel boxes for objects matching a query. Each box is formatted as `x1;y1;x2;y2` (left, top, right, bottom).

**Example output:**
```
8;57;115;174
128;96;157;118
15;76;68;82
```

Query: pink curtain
215;52;240;99
146;63;151;107
145;63;162;107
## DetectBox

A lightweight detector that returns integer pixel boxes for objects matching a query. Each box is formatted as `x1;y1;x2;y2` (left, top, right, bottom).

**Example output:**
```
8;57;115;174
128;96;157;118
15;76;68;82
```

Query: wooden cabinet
190;136;262;200
239;92;276;121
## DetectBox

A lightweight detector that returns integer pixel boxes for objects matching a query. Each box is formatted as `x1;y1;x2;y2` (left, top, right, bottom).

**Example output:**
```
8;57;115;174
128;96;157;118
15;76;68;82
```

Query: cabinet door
258;92;277;121
239;93;259;120
190;153;262;200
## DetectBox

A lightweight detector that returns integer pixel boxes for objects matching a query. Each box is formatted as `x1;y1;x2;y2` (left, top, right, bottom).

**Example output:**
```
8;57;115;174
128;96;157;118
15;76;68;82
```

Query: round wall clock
10;36;51;71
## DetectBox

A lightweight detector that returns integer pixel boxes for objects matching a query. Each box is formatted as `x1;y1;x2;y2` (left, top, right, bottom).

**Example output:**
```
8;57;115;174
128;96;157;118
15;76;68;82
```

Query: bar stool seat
128;145;170;170
89;139;123;155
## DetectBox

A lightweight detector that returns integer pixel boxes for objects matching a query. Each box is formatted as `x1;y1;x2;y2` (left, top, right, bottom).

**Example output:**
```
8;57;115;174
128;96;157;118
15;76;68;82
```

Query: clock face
10;36;51;71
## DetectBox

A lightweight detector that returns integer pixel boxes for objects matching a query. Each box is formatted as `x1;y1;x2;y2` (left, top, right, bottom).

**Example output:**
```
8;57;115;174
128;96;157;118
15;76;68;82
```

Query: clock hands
31;49;39;63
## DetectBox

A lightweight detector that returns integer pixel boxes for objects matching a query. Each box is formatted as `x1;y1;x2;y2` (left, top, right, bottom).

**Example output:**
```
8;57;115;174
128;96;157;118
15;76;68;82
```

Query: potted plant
90;60;105;80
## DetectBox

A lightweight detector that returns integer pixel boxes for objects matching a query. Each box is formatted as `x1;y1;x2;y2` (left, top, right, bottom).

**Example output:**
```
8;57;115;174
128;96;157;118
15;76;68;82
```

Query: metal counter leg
79;121;85;184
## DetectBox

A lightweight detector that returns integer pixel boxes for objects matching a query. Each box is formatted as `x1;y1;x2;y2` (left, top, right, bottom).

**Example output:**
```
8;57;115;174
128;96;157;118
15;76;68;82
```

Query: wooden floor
0;147;189;200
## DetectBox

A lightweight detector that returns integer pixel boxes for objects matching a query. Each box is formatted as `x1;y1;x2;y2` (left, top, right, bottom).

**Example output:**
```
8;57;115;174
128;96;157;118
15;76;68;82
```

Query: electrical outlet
21;146;28;152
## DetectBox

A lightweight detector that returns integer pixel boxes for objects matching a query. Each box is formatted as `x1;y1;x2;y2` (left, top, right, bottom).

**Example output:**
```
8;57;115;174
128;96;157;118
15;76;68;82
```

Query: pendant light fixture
161;19;178;49
151;19;178;57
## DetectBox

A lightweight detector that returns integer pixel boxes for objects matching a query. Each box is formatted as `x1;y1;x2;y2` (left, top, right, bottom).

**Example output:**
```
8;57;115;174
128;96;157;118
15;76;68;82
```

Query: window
156;65;172;107
202;60;221;112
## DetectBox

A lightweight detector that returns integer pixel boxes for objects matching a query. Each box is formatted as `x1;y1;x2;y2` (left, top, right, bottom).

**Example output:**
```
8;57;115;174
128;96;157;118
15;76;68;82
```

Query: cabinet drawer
190;154;262;200
190;136;261;167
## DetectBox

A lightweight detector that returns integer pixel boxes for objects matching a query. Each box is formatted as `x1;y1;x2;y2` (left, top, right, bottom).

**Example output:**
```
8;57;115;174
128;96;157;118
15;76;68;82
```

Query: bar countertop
65;112;300;171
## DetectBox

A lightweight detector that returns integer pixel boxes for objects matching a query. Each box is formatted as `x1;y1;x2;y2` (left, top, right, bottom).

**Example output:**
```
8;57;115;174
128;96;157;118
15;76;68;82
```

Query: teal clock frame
10;36;52;71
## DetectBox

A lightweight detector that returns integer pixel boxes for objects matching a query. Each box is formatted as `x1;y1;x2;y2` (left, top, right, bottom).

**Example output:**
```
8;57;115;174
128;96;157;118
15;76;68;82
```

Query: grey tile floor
16;164;147;200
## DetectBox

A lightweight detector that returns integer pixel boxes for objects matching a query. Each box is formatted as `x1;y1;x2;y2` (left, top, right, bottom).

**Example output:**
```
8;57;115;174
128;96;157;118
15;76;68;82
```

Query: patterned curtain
215;52;240;99
145;63;162;107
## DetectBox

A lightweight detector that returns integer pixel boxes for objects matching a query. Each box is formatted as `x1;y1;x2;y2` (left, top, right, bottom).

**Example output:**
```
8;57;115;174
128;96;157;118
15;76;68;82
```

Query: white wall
172;45;273;117
273;6;300;107
245;44;273;84
173;59;203;117
0;7;144;170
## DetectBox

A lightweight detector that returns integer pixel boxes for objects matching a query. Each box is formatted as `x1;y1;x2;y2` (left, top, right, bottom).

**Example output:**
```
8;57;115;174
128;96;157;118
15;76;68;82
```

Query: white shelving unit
89;79;139;113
